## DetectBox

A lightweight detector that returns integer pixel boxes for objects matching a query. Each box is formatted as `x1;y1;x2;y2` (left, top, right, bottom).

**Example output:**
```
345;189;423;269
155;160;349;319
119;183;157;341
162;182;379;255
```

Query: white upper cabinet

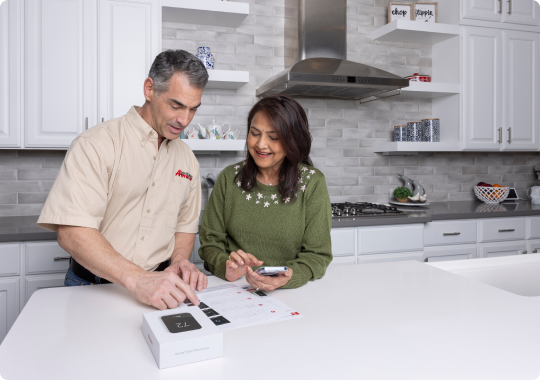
0;0;22;147
502;30;539;151
25;0;97;148
98;0;161;122
502;0;539;26
462;27;503;150
462;26;539;151
462;0;539;26
462;0;502;22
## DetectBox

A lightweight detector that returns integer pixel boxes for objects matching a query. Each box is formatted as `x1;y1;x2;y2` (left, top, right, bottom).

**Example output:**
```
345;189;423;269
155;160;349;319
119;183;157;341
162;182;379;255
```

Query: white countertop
1;261;540;380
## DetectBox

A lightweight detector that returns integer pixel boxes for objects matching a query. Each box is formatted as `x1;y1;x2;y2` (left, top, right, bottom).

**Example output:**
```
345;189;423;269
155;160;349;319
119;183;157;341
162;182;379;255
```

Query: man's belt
69;257;170;285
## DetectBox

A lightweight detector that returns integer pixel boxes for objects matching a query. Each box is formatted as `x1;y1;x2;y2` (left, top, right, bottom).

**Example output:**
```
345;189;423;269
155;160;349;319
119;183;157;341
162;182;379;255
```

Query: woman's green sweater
198;162;333;289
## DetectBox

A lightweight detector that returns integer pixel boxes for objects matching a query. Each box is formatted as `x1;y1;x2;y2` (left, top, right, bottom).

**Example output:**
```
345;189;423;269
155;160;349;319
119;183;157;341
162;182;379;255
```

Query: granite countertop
331;200;540;228
0;216;56;243
3;201;540;242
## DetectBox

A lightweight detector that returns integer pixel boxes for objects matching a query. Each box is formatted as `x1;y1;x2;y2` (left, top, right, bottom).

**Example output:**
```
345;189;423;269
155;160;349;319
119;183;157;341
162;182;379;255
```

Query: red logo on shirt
175;170;193;181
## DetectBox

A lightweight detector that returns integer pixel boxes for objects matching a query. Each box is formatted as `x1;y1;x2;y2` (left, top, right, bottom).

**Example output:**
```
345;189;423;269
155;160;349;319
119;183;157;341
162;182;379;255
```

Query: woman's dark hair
235;95;313;202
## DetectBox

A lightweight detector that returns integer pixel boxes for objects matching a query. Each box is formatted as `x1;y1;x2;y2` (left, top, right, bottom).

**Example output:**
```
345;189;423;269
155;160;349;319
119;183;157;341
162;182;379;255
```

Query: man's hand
225;250;263;282
128;270;200;311
165;258;208;292
245;267;292;291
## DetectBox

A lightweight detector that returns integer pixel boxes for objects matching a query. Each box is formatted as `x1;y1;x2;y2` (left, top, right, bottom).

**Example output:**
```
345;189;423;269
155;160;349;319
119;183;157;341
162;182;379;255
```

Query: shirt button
147;209;150;213
152;182;155;186
153;156;156;160
141;236;145;241
150;131;154;136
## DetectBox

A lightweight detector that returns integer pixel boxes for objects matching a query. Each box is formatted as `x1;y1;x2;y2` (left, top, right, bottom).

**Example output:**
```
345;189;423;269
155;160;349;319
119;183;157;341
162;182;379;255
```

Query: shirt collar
126;106;170;151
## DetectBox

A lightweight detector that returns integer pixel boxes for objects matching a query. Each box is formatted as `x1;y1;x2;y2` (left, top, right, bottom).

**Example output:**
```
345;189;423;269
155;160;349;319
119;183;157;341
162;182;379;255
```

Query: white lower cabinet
526;239;540;254
24;274;66;305
478;241;527;258
330;228;356;256
424;244;477;263
329;256;356;267
0;277;19;344
478;217;526;242
358;224;423;254
358;251;424;265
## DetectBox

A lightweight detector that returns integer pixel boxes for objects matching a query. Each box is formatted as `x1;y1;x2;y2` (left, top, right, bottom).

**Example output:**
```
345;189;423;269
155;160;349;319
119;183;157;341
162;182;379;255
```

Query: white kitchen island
1;261;540;380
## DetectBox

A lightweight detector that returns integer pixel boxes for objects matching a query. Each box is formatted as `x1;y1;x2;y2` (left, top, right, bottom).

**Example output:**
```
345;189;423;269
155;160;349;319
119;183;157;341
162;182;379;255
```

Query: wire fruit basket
474;186;510;204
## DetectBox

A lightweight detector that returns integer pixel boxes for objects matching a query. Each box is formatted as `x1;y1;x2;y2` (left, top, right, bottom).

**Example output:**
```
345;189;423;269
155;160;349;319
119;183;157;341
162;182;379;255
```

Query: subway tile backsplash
0;0;539;216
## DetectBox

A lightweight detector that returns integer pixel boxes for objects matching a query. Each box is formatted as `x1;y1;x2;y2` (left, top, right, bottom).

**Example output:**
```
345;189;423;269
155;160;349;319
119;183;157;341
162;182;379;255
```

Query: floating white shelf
182;139;246;152
372;20;460;45
206;69;249;90
161;0;249;28
400;82;460;99
374;142;461;154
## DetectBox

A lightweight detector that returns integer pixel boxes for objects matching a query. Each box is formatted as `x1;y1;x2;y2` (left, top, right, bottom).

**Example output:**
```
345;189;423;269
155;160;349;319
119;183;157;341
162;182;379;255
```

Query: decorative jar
196;47;215;70
407;122;423;142
422;119;440;142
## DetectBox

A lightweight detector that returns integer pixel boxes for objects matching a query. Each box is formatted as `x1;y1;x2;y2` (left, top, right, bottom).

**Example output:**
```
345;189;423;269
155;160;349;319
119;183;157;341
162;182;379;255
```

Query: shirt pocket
166;179;191;229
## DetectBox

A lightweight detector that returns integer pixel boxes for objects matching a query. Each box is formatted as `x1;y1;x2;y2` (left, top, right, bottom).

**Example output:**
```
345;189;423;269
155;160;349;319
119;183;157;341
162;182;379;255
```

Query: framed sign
388;3;412;22
414;2;438;23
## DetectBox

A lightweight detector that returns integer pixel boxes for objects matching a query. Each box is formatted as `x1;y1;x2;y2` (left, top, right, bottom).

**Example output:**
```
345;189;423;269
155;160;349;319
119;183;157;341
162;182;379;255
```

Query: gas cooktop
331;202;404;218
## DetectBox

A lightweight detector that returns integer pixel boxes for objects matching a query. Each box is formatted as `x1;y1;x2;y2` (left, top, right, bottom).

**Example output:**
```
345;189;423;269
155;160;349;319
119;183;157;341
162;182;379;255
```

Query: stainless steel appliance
256;0;410;103
331;202;404;218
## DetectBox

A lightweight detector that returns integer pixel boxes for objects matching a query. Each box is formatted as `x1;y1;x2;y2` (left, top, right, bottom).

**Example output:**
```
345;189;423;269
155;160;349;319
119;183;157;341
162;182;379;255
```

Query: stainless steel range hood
256;0;409;103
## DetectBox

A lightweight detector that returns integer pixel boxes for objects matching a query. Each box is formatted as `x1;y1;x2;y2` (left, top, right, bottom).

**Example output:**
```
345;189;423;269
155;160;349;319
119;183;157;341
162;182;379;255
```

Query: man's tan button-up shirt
37;106;201;271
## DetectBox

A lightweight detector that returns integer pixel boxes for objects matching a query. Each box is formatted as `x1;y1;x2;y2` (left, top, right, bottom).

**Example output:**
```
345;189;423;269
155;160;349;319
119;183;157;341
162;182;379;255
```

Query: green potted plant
393;187;413;203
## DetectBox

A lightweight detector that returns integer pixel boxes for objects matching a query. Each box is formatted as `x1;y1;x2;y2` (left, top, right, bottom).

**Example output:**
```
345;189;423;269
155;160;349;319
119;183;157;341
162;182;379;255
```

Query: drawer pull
424;258;428;262
523;251;528;255
53;256;71;261
533;250;538;254
443;232;461;236
498;229;515;232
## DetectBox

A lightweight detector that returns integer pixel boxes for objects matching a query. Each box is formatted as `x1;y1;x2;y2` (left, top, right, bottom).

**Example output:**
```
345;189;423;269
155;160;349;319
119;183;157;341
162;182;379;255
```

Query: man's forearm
170;232;196;263
57;225;145;290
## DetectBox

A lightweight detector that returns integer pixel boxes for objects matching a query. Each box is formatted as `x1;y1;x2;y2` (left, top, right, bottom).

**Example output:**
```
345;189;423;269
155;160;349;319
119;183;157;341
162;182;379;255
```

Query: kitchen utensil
407;122;423;142
474;186;510;204
405;73;431;82
196;47;215;70
223;126;240;140
394;125;407;142
205;173;217;201
528;186;540;205
389;201;430;207
422;119;440;142
185;127;200;139
200;120;230;140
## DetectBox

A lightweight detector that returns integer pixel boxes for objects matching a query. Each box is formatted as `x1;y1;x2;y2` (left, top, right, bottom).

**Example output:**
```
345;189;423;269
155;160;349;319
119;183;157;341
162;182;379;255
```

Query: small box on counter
142;307;223;369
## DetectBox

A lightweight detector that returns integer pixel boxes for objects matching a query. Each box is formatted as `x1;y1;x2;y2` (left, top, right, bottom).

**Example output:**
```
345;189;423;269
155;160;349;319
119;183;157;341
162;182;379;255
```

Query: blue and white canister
394;125;407;142
196;47;215;70
407;122;423;142
422;119;440;142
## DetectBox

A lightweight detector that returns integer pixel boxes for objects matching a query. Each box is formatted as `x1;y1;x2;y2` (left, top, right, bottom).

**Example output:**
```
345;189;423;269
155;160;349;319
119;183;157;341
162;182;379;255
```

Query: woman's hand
245;267;293;291
225;249;263;282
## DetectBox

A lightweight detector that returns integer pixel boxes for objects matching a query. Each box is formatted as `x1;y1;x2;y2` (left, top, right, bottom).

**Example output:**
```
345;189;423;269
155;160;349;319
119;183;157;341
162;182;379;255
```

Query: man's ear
143;77;155;102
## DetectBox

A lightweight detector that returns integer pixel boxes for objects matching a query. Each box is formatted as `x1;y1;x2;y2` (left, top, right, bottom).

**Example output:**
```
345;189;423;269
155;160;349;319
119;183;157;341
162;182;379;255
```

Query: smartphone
255;266;288;276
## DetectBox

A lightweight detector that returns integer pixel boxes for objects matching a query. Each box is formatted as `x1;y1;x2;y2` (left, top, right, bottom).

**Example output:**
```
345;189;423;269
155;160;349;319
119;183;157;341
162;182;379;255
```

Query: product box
142;307;223;369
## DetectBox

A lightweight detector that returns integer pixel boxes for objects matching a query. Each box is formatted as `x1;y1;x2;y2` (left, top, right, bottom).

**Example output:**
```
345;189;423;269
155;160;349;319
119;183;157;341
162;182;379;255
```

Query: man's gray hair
148;50;209;94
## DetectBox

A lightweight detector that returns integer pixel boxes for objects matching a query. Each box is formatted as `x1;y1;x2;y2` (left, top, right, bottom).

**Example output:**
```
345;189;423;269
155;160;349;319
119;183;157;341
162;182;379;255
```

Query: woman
199;95;332;290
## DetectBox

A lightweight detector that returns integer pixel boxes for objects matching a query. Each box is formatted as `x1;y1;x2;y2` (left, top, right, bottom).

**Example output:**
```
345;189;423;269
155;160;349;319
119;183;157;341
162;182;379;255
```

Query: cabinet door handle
53;256;71;261
508;0;512;14
424;258;428;262
443;232;461;236
498;229;515;232
498;127;502;144
85;117;88;130
507;127;511;144
499;0;503;13
533;250;538;253
522;251;527;254
102;117;104;122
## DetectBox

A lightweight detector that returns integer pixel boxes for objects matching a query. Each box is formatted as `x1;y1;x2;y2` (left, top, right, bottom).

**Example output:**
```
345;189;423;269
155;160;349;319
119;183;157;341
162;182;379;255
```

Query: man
37;50;208;310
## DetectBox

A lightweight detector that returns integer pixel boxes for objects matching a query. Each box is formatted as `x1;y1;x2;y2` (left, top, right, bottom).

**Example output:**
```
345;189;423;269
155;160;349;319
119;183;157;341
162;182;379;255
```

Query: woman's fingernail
240;261;244;265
